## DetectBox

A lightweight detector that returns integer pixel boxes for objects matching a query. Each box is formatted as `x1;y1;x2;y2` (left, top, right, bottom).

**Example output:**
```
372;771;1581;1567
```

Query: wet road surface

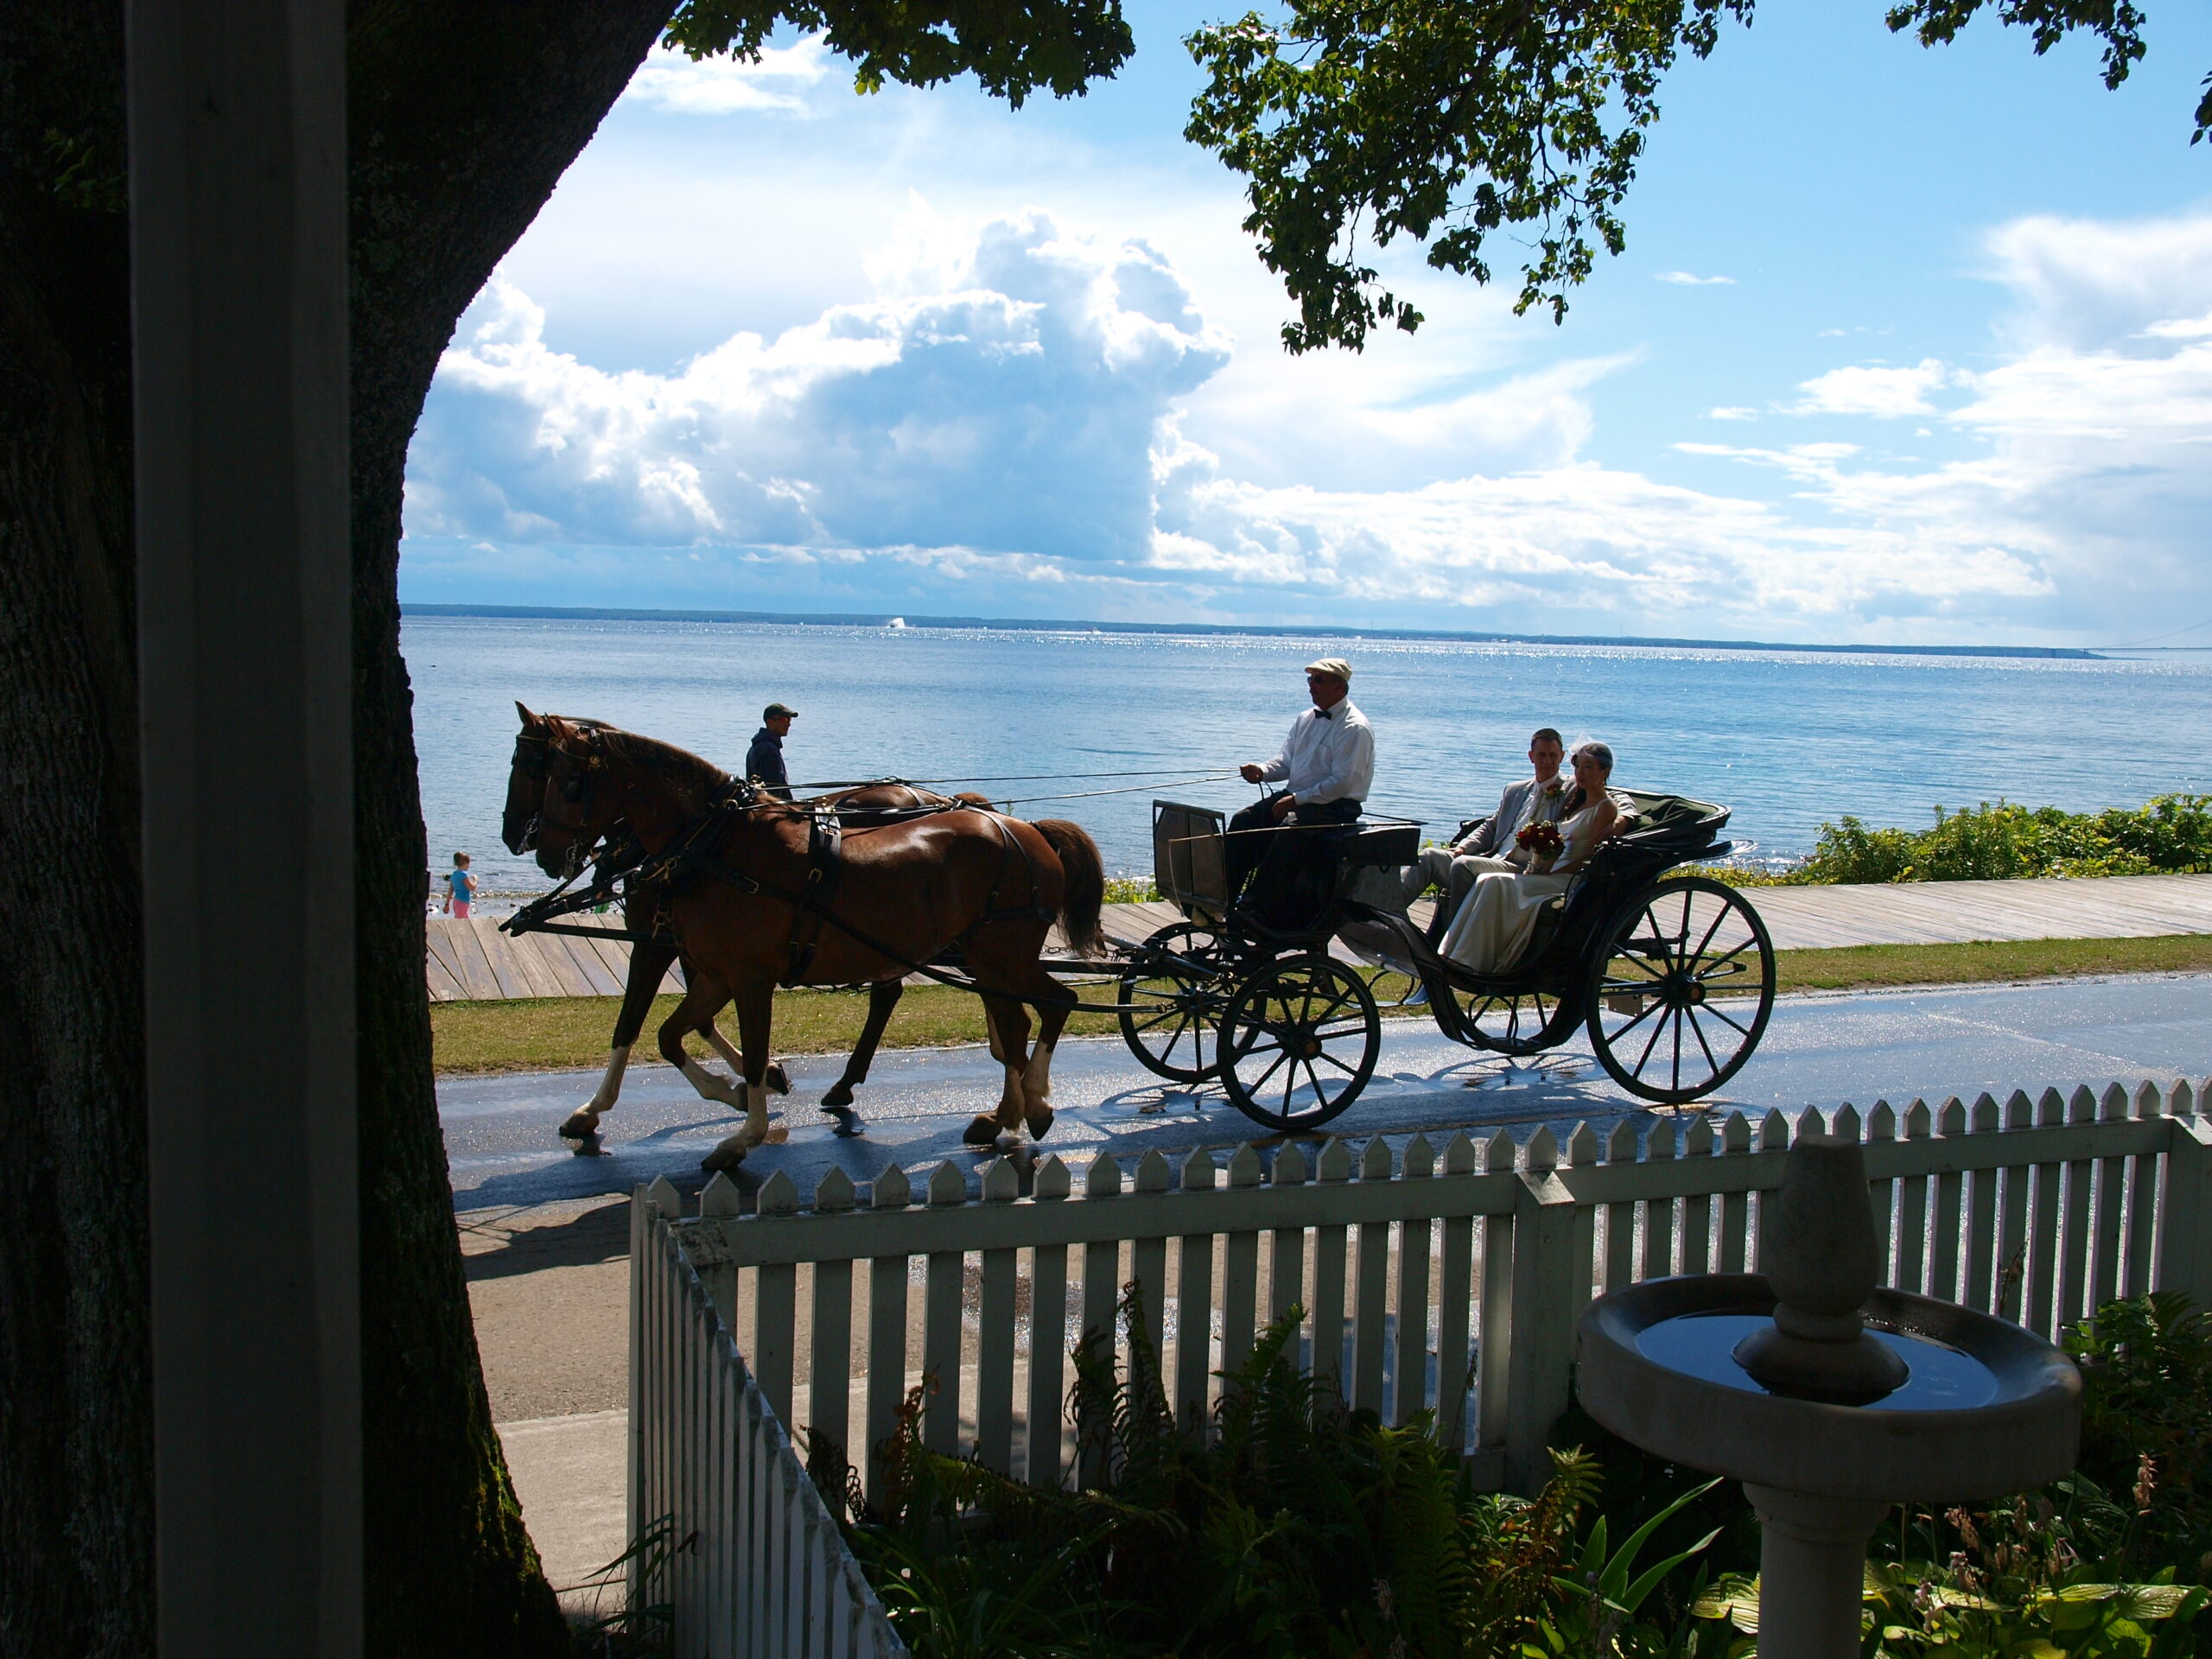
441;972;2212;1215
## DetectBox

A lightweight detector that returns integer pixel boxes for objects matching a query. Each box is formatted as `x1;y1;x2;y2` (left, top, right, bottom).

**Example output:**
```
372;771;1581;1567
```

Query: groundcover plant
779;1290;2212;1659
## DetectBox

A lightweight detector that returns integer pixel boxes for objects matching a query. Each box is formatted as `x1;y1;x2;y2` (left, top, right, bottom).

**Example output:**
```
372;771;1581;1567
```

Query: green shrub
1102;874;1160;905
1700;797;2212;887
2067;1292;2212;1582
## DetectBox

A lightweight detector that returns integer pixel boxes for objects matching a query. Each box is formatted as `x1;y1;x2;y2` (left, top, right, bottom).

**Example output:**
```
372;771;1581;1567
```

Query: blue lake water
402;614;2212;893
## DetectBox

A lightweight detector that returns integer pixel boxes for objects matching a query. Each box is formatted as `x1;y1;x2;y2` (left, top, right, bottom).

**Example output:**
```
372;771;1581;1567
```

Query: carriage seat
1334;820;1421;868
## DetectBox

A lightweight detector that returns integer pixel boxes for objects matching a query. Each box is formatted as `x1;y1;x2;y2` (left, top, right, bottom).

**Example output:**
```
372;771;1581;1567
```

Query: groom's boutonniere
1542;779;1565;798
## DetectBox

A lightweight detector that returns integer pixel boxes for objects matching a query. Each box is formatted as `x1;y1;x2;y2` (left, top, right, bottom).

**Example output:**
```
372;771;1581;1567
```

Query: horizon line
398;601;2105;661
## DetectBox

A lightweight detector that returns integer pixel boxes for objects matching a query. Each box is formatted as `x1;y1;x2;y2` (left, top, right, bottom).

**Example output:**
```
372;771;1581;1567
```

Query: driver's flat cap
1305;658;1352;681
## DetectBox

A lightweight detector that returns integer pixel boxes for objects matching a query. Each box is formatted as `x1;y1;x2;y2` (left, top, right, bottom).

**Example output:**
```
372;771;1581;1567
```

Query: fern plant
818;1283;1605;1656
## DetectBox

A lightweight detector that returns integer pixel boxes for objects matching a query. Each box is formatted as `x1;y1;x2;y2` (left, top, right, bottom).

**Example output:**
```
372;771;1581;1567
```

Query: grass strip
430;932;2212;1076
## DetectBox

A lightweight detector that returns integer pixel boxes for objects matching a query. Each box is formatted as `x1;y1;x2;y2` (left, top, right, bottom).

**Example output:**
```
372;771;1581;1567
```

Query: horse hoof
823;1106;862;1138
766;1063;791;1096
701;1136;749;1173
821;1082;855;1109
963;1115;1002;1148
1025;1107;1055;1141
558;1111;600;1141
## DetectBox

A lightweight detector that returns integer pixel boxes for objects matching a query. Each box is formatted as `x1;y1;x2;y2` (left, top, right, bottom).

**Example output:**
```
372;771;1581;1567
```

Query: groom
1402;727;1571;939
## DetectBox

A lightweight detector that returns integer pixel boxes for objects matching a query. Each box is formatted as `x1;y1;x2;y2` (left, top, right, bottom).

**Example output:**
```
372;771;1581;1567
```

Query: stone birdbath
1577;1133;2082;1659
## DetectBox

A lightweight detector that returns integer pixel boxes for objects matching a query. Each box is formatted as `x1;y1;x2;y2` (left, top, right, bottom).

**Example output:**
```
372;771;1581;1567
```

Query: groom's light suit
1401;774;1574;930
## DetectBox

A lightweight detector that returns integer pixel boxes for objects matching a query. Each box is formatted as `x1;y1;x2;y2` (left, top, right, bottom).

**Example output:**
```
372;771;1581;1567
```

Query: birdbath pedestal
1576;1135;2081;1659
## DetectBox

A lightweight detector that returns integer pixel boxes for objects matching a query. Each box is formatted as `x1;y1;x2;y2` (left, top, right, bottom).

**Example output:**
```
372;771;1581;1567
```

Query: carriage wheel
1363;962;1424;1013
1456;985;1578;1057
1117;922;1230;1083
1585;876;1776;1104
1216;954;1380;1134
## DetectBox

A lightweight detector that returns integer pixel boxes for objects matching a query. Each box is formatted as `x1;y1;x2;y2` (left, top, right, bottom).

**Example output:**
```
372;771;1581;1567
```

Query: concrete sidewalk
497;1408;628;1617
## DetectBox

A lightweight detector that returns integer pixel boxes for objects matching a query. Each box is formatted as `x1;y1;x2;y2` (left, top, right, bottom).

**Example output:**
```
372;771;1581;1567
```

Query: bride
1439;741;1622;974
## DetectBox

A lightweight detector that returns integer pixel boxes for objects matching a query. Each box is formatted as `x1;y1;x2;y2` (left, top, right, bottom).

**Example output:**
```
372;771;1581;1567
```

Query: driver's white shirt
1255;699;1375;804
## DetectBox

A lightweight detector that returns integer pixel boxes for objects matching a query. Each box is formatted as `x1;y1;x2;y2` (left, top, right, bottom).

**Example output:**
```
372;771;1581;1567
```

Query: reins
542;730;1082;1006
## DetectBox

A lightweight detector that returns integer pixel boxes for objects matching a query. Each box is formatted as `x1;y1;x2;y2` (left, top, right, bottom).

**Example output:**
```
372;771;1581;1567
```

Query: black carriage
1115;795;1777;1134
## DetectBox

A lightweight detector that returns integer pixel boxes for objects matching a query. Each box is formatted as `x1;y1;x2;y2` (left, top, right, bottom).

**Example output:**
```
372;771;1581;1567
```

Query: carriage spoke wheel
1117;922;1230;1083
1456;985;1574;1057
1216;954;1380;1134
1586;876;1775;1104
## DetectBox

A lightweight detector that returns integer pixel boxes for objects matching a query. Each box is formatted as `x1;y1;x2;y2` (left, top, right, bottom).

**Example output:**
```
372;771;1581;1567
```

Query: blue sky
398;3;2212;645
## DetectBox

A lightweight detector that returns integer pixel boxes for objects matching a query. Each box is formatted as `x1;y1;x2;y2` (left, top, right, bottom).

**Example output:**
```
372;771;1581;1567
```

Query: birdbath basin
1577;1135;2081;1659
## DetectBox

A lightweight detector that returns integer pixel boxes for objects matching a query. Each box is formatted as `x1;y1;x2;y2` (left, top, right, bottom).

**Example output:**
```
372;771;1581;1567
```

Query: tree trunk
0;8;148;1656
0;3;668;1655
346;6;672;1653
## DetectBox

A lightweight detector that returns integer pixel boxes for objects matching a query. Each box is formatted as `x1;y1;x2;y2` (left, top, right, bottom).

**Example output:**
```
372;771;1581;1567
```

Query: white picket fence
631;1188;906;1658
633;1075;2212;1656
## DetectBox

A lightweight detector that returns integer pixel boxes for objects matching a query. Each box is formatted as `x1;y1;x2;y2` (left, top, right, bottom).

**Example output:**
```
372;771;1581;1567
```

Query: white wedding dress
1438;798;1611;975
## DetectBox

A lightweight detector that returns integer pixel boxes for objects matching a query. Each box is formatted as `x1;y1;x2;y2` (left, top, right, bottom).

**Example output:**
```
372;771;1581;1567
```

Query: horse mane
594;728;734;808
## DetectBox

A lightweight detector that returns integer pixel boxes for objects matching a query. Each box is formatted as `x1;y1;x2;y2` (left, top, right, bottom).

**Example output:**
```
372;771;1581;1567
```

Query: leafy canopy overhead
1184;0;2210;352
666;0;1135;104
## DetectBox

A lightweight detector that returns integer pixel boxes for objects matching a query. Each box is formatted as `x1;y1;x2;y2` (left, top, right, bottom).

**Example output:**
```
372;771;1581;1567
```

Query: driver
1225;658;1374;925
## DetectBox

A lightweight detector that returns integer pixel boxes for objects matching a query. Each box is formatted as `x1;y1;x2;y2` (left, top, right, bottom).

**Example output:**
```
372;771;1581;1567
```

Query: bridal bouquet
1515;820;1565;862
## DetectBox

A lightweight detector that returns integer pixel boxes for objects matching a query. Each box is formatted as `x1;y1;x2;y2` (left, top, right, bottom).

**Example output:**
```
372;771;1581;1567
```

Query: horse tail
1033;819;1104;957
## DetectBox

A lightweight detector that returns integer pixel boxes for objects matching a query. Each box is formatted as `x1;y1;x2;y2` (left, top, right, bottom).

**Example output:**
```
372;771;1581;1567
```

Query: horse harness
510;730;1077;1007
627;779;1058;993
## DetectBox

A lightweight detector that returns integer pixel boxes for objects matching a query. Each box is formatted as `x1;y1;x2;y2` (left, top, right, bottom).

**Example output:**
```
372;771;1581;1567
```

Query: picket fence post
1504;1129;1579;1495
2158;1116;2212;1310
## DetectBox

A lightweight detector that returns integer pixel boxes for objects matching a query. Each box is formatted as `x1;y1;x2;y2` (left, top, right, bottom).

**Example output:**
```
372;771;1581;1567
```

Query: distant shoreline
401;602;2102;662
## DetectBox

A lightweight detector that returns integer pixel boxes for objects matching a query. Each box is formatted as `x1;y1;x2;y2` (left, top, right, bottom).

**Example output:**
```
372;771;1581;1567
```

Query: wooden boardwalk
425;914;653;1003
426;871;2212;1001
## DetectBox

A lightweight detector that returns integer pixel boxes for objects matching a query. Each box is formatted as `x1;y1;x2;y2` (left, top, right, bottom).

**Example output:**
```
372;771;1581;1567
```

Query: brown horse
522;712;1103;1169
503;705;983;1142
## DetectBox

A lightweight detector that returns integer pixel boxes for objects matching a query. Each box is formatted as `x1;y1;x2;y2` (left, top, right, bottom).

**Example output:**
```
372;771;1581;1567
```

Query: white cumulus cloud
622;39;832;114
404;205;2212;642
408;211;1230;563
1788;359;1950;417
1656;270;1736;285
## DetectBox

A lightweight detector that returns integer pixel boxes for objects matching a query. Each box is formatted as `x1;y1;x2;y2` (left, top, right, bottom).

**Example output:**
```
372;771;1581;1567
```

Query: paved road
441;973;2212;1216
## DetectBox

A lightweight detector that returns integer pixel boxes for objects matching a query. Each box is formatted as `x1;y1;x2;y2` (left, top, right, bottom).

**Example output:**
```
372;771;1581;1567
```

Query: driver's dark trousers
1226;794;1363;927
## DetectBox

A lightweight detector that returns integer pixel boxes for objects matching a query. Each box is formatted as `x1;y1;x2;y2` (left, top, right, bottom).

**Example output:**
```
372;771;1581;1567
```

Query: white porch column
130;0;358;1649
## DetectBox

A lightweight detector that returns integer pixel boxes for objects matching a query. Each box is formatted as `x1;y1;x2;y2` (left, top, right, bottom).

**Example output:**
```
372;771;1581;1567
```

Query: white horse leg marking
738;1078;769;1147
591;1044;632;1111
1021;1036;1058;1139
699;1079;768;1172
560;1044;632;1138
705;1024;743;1075
995;1059;1027;1128
1021;1038;1057;1108
680;1057;746;1110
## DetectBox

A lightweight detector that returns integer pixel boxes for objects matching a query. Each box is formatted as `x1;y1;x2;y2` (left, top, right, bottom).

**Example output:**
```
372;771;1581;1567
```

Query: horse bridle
515;719;627;873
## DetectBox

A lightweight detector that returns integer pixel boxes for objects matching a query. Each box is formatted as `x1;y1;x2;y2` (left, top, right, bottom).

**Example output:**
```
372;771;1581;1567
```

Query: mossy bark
0;8;149;1656
346;9;674;1650
0;3;671;1655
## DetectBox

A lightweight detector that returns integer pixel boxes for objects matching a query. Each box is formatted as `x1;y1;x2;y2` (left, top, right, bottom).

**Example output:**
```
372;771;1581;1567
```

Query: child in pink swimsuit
446;852;476;918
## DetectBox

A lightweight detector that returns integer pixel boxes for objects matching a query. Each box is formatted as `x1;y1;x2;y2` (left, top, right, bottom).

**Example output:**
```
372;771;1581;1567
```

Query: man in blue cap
746;702;798;799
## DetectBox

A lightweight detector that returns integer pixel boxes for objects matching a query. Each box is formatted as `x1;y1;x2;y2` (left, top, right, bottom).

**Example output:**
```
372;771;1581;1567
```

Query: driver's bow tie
1312;708;1332;719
